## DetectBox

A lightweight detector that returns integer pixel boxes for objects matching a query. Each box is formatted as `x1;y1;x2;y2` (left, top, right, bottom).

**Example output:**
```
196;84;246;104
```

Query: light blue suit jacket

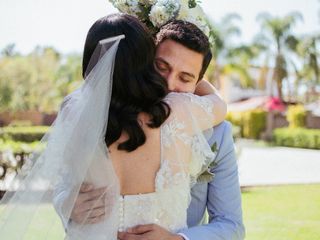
179;121;245;240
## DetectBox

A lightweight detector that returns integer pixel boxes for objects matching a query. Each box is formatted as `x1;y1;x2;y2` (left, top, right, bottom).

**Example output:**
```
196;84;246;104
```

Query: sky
0;0;319;54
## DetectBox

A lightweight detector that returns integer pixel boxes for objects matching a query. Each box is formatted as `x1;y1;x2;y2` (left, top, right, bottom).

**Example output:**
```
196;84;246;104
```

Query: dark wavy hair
82;13;170;152
156;20;212;81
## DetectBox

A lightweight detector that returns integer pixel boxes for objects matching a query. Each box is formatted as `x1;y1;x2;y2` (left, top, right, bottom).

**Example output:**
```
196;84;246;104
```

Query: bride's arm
194;80;227;126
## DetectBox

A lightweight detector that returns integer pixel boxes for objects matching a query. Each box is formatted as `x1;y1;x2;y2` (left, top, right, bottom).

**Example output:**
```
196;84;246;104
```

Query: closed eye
182;80;190;83
155;60;169;72
180;73;194;83
155;58;170;72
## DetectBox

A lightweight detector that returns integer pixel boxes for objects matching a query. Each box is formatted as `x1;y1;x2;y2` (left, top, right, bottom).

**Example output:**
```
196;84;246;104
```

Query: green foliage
188;0;198;8
273;127;320;149
205;14;246;85
242;110;267;139
286;105;306;128
0;46;82;113
297;35;320;86
0;126;49;143
223;43;267;88
226;113;243;139
8;120;33;127
226;111;243;126
226;109;267;139
0;139;44;154
256;12;303;100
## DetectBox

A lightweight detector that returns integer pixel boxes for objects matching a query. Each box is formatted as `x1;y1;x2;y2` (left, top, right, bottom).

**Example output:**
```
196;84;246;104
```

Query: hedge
0;139;44;154
226;109;267;139
0;126;49;142
287;105;306;128
273;127;320;149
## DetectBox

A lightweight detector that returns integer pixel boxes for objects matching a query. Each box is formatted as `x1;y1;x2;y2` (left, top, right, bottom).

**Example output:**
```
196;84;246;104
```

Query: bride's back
109;90;217;196
109;113;161;195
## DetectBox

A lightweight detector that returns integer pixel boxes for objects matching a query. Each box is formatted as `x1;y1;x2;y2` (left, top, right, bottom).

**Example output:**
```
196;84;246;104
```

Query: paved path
237;144;320;186
1;143;320;189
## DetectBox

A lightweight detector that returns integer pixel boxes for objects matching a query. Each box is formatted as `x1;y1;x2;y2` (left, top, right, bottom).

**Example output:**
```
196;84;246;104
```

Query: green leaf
196;142;218;183
188;0;197;8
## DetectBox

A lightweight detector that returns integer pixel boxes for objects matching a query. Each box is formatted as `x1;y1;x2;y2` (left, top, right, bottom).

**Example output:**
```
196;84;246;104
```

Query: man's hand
118;224;184;240
70;183;107;224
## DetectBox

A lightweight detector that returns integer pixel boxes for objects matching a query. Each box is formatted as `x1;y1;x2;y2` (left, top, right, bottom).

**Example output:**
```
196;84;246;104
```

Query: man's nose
166;74;177;92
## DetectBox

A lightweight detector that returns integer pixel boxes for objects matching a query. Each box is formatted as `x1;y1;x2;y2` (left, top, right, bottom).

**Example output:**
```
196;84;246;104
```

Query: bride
0;13;226;239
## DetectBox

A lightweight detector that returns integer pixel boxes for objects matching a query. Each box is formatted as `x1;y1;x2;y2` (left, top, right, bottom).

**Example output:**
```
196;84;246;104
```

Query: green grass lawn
242;184;320;240
0;204;65;239
1;184;319;239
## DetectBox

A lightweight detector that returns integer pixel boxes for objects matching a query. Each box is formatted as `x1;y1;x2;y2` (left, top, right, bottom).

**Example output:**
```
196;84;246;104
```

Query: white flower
149;0;180;27
176;3;211;38
113;0;141;17
190;16;211;37
177;4;189;19
109;0;213;43
149;5;171;27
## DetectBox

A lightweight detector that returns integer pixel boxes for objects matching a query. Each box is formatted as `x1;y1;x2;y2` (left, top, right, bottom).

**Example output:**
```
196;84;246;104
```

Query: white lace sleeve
165;92;215;133
159;92;216;189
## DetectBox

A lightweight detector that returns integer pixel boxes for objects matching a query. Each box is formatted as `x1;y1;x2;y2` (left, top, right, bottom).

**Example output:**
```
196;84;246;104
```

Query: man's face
155;39;204;93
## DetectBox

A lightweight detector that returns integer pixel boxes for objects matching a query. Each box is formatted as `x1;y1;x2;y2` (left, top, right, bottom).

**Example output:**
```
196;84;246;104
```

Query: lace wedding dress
75;92;217;235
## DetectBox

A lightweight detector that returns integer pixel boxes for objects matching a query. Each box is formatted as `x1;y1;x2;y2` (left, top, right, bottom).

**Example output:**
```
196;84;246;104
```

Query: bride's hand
70;183;107;224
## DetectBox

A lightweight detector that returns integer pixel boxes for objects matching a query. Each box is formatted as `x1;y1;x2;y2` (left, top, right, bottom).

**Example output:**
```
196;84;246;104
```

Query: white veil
0;34;125;239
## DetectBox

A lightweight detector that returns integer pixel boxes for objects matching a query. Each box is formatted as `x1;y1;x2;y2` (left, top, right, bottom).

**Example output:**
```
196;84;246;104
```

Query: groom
118;20;245;240
55;20;245;240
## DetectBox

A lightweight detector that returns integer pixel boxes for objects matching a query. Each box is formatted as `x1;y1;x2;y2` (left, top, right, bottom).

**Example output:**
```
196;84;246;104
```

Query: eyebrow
155;57;196;79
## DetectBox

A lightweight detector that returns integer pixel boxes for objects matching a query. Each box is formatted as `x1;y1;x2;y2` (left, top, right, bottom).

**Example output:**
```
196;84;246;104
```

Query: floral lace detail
155;159;188;191
190;134;216;163
189;134;216;185
184;93;214;114
161;117;189;147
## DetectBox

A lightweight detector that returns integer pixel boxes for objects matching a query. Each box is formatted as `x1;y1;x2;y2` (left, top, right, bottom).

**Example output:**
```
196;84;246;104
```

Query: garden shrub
287;105;306;128
273;127;320;149
0;126;49;142
8;120;33;127
242;110;267;139
0;139;44;154
227;109;267;139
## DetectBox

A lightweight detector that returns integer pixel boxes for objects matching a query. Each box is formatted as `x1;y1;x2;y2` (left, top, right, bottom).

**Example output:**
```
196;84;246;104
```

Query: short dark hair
83;13;170;152
156;20;212;81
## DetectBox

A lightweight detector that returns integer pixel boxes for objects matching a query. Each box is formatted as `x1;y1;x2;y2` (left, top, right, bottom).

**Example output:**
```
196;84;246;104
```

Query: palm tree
206;14;267;90
299;35;319;84
205;13;242;88
224;42;267;88
1;44;18;57
256;12;303;101
294;34;320;102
